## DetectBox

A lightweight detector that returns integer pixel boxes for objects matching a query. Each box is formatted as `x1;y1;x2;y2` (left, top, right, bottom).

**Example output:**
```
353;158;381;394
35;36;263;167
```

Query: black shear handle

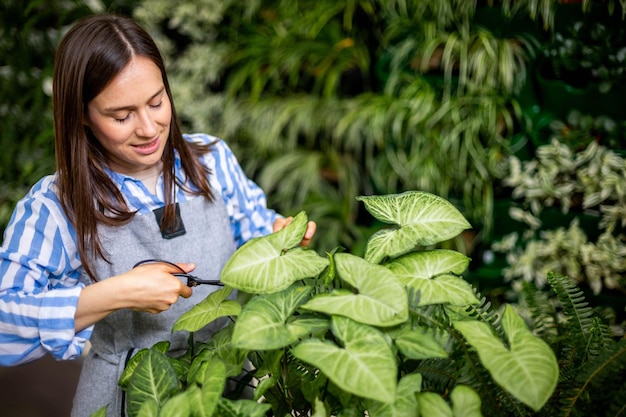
132;259;223;287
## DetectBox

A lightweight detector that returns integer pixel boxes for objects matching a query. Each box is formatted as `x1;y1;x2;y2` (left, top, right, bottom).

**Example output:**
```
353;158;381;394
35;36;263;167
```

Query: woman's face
85;56;172;177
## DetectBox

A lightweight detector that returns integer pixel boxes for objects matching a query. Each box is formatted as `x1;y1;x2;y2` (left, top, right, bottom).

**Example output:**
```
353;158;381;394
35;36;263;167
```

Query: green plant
101;191;560;417
543;15;626;92
520;272;626;417
544;110;626;151
491;137;626;295
134;0;388;253
133;0;547;255
383;4;539;98
547;111;603;150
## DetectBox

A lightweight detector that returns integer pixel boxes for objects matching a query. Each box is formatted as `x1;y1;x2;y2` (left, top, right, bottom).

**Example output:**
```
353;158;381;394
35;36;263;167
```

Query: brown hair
53;14;214;281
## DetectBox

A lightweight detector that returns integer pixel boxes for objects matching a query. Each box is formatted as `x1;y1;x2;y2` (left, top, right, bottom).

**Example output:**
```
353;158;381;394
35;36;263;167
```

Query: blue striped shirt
0;134;277;366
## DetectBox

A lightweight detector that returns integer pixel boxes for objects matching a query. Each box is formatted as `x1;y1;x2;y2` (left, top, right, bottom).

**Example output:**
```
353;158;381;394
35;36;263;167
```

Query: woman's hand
273;217;317;246
121;262;194;313
75;262;194;332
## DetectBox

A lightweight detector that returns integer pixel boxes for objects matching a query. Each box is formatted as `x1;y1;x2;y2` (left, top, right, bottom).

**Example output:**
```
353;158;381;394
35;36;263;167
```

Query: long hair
53;14;214;281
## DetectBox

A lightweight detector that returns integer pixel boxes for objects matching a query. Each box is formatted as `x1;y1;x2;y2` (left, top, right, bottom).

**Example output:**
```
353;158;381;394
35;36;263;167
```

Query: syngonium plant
95;191;559;417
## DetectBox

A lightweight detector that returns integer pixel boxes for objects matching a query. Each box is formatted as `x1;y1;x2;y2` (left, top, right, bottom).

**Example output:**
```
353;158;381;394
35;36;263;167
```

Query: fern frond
547;271;598;369
520;280;559;341
586;316;614;357
412;303;453;330
282;348;318;383
462;288;503;337
607;384;626;417
547;272;595;337
411;358;458;393
561;338;626;417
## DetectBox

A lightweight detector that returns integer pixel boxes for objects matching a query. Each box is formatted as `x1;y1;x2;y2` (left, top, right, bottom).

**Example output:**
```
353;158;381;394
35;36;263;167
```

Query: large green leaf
232;286;329;350
387;249;470;276
119;342;170;390
136;399;159;417
388;323;448;360
366;373;422;416
126;349;181;417
357;192;471;263
159;391;193;417
172;286;240;332
195;359;227;417
450;385;483;417
215;398;272;417
220;211;329;294
387;250;478;306
300;253;408;326
453;305;559;411
416;385;482;417
205;326;248;378
292;316;397;403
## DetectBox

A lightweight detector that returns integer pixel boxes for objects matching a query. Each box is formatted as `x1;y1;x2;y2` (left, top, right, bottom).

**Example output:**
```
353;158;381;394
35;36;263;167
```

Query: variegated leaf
453;305;558;411
220;212;329;294
300;253;408;327
357;192;471;263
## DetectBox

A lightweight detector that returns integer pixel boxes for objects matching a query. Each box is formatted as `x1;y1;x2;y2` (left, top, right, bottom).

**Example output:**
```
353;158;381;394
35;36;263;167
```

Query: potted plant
92;191;560;417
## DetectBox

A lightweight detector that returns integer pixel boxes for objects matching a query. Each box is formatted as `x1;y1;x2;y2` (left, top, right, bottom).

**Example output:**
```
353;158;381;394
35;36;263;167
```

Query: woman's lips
132;137;160;155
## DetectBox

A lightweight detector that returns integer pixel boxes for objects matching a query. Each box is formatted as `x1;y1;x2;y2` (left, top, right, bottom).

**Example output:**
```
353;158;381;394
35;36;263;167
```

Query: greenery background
3;0;625;296
0;0;541;245
3;0;626;297
1;1;625;416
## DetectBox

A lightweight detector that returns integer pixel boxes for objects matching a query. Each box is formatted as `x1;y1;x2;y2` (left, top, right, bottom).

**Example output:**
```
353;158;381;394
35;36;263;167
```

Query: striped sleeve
0;177;91;366
188;134;279;246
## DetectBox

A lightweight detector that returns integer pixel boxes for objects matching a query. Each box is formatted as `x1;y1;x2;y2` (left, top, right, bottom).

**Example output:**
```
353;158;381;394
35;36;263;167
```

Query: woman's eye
149;101;162;109
114;114;131;124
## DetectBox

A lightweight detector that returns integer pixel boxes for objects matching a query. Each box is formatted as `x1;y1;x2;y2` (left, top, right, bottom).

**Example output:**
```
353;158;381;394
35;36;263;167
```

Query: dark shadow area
0;355;82;417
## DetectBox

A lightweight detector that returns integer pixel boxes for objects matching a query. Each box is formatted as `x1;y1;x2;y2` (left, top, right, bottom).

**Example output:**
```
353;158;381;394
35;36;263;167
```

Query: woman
0;13;315;417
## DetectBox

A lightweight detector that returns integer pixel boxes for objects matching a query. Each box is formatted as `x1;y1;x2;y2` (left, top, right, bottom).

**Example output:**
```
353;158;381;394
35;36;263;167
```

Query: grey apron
71;195;237;417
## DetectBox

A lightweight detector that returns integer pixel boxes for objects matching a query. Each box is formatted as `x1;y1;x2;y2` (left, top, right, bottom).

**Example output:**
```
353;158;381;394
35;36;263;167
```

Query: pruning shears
132;258;224;287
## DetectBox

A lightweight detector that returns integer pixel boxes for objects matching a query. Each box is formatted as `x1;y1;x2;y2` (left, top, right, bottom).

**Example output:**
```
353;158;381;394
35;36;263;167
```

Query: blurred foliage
133;0;548;254
3;0;623;258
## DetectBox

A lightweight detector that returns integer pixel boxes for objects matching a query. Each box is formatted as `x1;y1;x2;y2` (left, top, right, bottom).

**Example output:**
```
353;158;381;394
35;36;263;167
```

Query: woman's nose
136;110;158;138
